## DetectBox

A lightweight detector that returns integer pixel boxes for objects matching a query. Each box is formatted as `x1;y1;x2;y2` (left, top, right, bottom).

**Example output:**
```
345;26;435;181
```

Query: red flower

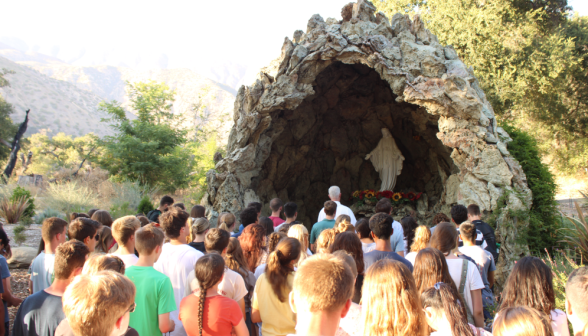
380;190;393;199
407;192;417;201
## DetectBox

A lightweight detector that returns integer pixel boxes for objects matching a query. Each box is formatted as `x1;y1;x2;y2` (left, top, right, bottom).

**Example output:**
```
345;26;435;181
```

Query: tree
27;132;99;176
375;0;588;173
98;81;193;192
0;71;18;162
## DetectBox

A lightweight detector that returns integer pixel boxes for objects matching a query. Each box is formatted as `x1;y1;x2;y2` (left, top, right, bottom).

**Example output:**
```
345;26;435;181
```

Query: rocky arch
204;0;532;285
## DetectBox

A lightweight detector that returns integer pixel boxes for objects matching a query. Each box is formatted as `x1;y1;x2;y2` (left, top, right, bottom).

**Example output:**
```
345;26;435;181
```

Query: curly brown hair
499;256;555;319
432;213;450;226
239;224;267;271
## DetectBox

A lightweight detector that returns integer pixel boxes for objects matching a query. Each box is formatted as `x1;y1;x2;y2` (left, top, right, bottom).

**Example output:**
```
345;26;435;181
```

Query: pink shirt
269;216;283;227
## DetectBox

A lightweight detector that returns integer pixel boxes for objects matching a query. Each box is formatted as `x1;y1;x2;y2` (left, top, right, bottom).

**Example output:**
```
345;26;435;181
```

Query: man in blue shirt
364;213;413;272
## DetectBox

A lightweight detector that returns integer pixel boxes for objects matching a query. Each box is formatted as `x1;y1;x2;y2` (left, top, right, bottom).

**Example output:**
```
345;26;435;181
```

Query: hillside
0;45;236;145
0;56;118;137
20;62;237;144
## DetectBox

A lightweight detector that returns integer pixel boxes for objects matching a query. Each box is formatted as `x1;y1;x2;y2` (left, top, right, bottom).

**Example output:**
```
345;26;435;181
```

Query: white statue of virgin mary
365;128;405;191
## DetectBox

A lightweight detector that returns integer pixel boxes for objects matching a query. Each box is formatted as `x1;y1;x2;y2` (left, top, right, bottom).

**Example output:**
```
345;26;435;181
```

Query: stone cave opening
251;62;458;226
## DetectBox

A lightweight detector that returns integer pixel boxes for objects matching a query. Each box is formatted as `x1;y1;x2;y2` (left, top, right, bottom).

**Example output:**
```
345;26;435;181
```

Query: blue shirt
364;250;413;272
0;256;10;322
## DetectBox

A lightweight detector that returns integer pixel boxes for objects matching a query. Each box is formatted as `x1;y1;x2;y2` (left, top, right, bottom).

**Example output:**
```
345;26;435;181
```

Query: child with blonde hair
62;271;136;336
405;225;431;265
288;224;312;265
362;259;426;336
493;307;554;336
109;216;141;267
316;229;337;254
335;215;354;234
218;212;237;233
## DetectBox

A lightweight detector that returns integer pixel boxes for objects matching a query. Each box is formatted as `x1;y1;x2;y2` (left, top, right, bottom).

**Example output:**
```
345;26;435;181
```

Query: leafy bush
0;197;29;224
138;196;154;215
10;186;35;220
110;201;136;220
110;181;155;212
13;224;27;245
44;181;99;220
33;208;65;224
542;249;581;335
501;124;559;253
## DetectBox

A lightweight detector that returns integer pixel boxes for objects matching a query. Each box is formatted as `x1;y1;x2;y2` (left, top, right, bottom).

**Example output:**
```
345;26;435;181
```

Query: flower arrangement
351;189;423;206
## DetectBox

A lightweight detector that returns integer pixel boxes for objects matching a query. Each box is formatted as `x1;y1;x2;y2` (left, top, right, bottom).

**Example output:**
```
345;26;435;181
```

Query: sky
1;0;586;90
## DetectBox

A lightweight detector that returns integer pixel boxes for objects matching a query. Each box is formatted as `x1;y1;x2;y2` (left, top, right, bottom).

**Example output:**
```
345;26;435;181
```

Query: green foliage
109;201;136;220
12;224;27;245
501;124;559;253
27;132;99;176
138;195;154;215
0;96;17;162
375;0;588;173
44;181;99;220
0;196;29;224
33;208;65;224
188;134;223;202
98;81;193;192
542;249;580;335
10;186;35;220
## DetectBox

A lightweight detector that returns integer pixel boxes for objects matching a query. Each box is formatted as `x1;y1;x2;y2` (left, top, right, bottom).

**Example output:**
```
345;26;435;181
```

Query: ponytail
421;283;475;336
218;212;236;233
266;238;301;302
194;254;225;336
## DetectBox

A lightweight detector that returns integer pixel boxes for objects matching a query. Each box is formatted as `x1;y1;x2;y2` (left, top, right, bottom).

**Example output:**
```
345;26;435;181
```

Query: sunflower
365;191;376;199
392;192;402;202
353;190;360;198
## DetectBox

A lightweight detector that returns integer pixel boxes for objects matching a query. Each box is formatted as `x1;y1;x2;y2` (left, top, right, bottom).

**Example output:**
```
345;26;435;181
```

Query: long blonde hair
411;225;431;253
287;224;309;265
493;306;554;336
362;259;426;336
188;217;210;243
218;213;236;232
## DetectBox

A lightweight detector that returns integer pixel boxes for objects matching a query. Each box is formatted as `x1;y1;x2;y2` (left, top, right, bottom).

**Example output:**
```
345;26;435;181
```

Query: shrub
0;197;29;224
137;195;154;215
10;186;35;220
13;224;27;245
109;201;136;220
33;208;66;224
44;181;99;220
501;124;559;253
110;181;154;212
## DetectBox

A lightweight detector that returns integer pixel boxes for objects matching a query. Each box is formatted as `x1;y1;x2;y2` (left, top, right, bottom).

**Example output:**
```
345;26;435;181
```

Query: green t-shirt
126;266;176;336
310;219;336;244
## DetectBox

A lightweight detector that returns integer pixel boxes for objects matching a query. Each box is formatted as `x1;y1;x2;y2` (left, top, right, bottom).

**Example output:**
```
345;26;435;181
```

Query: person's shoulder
225;267;243;280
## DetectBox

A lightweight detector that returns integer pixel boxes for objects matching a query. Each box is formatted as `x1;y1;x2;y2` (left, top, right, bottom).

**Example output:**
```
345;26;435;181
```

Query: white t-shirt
107;252;138;268
405;251;417;265
185;267;248;302
551;310;570;336
390;220;405;254
317;201;357;225
29;252;55;294
154;243;203;336
445;258;485;314
362;242;376;254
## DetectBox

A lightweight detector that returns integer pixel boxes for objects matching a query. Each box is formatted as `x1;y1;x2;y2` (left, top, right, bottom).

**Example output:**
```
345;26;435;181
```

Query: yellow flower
366;191;375;199
392;192;402;202
353;191;360;198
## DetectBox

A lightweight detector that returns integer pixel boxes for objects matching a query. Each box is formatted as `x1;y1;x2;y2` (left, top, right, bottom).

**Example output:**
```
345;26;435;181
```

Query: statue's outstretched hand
365;154;371;160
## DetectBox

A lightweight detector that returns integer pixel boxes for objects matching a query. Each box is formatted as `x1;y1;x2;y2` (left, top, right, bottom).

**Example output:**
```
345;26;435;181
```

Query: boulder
8;247;37;269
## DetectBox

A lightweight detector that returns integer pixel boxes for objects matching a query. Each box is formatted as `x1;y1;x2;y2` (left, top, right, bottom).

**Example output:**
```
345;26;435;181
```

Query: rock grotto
203;0;533;285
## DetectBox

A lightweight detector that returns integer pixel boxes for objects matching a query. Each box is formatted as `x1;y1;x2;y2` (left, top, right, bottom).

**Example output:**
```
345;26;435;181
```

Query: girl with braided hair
251;237;301;336
421;282;491;336
179;254;248;336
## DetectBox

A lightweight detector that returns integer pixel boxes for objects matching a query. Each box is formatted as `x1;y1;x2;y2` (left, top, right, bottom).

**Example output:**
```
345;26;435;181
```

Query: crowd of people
2;185;587;336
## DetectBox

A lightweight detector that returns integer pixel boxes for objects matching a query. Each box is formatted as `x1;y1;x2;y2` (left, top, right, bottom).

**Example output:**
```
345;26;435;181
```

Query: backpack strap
460;259;475;324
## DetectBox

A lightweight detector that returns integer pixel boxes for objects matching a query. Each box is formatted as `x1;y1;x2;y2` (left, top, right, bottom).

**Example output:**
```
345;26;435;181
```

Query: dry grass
0;197;29;224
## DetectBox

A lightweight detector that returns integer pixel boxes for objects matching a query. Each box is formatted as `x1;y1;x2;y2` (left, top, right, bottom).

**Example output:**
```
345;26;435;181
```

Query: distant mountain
0;45;236;145
0;56;121;137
